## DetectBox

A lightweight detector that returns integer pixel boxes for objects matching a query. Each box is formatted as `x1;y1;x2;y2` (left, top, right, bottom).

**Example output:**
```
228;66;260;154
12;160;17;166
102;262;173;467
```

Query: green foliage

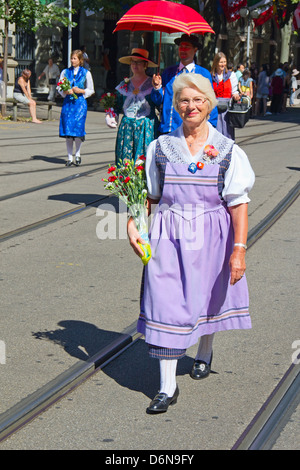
0;0;73;32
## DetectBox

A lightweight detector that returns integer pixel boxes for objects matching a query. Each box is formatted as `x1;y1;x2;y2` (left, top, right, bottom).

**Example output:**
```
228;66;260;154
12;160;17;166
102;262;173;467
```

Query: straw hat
118;48;157;68
292;69;299;76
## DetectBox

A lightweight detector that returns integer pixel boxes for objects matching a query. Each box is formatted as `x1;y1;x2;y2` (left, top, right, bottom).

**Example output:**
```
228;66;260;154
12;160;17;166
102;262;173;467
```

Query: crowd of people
3;37;298;415
232;60;299;117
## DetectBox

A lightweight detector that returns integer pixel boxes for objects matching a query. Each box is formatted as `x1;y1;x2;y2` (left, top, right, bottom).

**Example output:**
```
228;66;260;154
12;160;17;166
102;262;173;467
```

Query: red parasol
114;0;214;71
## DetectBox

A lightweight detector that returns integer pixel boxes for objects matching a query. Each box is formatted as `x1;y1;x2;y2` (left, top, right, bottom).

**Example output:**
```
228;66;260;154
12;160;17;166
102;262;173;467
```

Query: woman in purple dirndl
128;73;255;414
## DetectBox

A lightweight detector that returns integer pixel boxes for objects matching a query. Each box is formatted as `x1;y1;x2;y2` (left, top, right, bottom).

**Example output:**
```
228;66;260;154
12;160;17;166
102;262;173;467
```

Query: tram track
0;163;112;242
0;163;109;202
0;180;299;447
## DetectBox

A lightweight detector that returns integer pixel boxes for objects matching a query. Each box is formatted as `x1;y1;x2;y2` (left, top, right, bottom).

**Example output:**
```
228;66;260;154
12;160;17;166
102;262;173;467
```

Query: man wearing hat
290;69;299;107
151;34;217;134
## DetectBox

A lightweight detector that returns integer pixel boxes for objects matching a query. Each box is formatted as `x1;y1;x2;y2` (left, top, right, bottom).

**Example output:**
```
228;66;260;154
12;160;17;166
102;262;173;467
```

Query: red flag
219;0;247;22
293;3;300;30
253;5;273;26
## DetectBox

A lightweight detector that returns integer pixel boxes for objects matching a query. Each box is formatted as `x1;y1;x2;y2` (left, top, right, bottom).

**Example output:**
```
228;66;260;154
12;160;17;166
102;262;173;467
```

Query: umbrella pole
157;31;162;75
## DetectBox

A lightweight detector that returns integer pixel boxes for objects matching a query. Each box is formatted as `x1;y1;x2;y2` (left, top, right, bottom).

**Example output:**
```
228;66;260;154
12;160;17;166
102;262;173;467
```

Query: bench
4;98;57;121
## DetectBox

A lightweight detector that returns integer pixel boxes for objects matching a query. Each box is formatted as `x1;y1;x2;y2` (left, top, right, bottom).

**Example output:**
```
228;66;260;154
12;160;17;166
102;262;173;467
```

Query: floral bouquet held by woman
100;92;118;128
102;156;151;265
57;77;77;99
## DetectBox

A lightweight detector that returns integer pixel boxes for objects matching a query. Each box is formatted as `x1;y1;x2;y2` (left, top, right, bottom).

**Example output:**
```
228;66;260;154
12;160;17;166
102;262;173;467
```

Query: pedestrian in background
238;69;253;100
270;68;284;114
281;63;290;112
13;69;42;123
38;58;60;101
255;64;270;116
151;34;218;134
235;63;245;82
290;69;299;106
211;52;240;139
58;49;94;166
80;45;90;71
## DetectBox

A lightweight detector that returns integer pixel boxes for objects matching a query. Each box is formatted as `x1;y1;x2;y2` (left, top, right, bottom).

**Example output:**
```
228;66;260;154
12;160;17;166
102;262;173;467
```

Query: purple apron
138;161;251;350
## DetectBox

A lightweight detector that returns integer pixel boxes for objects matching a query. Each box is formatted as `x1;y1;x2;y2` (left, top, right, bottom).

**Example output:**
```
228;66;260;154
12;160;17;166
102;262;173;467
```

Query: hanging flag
293;3;300;30
219;0;247;22
253;4;273;26
247;0;272;8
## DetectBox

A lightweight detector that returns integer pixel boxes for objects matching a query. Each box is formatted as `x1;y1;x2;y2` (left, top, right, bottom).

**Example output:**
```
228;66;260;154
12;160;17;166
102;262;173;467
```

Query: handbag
49;78;57;85
217;99;229;113
227;97;251;128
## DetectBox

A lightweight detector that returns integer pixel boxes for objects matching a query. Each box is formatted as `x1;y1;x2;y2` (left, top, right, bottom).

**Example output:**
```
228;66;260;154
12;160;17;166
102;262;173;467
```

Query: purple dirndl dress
138;132;251;358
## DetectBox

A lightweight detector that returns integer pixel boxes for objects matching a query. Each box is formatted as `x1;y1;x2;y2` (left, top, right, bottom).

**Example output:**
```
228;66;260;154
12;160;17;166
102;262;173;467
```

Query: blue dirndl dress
59;66;88;141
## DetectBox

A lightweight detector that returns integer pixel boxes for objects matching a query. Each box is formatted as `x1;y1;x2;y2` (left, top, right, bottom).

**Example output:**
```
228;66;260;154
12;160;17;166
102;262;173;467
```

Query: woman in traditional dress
127;73;255;414
211;52;240;139
113;48;159;165
58;50;94;166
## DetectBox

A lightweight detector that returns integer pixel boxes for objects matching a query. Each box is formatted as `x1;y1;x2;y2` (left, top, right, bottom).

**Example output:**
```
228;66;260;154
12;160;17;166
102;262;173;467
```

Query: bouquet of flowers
102;156;151;265
57;77;77;99
100;92;118;128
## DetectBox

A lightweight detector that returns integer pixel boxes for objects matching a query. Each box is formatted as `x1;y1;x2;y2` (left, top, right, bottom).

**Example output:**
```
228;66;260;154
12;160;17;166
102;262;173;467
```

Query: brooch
188;145;219;173
188;161;205;173
203;145;219;163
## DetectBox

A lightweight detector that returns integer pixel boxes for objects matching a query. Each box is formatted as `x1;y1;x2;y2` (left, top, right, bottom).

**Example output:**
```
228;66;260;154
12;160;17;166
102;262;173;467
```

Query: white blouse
57;66;94;99
146;122;255;207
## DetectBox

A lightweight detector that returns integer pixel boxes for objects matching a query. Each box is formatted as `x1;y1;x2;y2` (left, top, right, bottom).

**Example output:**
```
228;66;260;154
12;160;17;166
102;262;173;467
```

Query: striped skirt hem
148;345;186;360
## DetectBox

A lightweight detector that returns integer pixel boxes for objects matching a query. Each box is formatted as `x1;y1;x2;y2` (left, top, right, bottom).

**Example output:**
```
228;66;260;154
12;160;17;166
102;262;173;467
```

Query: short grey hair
172;73;217;114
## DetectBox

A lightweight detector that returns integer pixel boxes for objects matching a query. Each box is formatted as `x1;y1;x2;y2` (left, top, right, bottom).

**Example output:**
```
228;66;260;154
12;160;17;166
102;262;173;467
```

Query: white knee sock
195;334;214;364
66;138;73;161
159;359;177;397
75;137;82;157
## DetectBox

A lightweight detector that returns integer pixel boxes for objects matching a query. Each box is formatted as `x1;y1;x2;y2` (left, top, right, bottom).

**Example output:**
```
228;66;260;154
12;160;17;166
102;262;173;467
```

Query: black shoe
190;352;213;380
146;386;179;414
65;161;73;167
75;157;81;166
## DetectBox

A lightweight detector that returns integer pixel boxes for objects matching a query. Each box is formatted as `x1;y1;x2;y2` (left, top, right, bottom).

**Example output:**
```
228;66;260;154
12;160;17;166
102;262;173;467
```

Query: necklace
187;137;207;148
185;126;209;149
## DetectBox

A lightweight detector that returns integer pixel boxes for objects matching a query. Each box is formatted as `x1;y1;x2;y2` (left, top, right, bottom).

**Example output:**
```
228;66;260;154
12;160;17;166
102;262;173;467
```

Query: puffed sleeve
83;71;94;99
145;140;161;200
222;144;255;207
230;72;239;95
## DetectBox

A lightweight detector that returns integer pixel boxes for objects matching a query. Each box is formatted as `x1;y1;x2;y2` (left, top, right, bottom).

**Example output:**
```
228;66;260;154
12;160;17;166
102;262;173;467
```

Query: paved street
0;103;299;450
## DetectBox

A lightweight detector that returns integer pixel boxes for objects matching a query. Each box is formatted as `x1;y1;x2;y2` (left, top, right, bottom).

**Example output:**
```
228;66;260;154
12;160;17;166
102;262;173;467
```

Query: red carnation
108;175;117;182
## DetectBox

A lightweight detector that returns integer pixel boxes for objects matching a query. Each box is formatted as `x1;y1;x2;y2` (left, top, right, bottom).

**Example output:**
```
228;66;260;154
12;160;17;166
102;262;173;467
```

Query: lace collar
157;123;234;165
116;76;153;98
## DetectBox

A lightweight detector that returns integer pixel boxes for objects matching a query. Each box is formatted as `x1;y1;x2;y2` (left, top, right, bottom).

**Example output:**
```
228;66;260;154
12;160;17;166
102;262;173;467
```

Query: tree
0;0;74;114
0;0;139;114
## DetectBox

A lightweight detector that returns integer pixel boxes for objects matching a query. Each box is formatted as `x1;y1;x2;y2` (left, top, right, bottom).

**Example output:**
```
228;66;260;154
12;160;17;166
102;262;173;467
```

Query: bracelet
234;243;247;250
